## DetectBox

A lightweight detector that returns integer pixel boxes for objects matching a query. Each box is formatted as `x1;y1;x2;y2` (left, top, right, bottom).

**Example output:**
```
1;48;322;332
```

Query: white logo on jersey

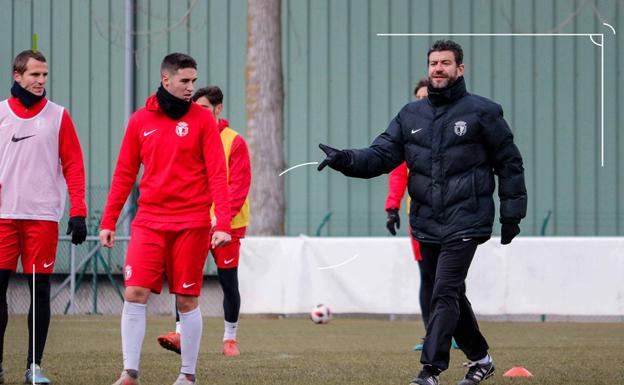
182;282;196;289
454;121;467;136
144;129;158;137
176;122;189;137
43;261;54;268
224;258;235;265
125;265;132;280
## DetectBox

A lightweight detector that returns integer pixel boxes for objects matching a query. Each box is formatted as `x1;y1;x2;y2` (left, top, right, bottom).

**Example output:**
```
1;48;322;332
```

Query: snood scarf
11;81;46;108
156;84;191;120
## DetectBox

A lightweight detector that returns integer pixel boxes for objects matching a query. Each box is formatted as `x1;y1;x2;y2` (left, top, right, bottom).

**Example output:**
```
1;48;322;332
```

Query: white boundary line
377;31;612;167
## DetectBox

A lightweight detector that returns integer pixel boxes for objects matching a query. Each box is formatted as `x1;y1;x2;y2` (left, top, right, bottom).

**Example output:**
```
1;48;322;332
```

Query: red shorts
211;236;241;269
0;219;59;274
124;225;211;296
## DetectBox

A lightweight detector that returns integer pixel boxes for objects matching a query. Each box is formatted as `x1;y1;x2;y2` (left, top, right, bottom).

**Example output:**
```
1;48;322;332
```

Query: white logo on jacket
454;121;467;136
176;121;189;137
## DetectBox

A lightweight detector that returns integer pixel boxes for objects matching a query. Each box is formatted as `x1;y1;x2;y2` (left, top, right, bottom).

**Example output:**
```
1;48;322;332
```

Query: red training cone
503;367;533;377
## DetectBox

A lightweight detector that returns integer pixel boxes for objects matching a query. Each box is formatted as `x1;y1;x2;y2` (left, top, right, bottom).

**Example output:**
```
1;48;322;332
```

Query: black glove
66;216;87;245
317;143;350;172
386;208;400;236
500;223;520;245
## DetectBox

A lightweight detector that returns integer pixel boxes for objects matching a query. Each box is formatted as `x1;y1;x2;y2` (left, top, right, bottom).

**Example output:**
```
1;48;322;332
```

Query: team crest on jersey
125;265;132;280
176;121;189;137
454;121;467;136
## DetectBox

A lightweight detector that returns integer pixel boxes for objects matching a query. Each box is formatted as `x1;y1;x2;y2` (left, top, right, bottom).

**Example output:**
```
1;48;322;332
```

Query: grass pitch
2;315;624;384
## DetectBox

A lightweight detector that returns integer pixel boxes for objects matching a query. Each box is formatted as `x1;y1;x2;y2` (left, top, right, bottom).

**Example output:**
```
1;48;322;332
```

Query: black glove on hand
386;208;400;236
500;223;520;245
66;216;87;245
317;143;350;172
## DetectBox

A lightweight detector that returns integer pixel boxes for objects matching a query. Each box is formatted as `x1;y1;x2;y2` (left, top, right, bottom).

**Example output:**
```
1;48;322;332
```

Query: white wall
238;237;624;316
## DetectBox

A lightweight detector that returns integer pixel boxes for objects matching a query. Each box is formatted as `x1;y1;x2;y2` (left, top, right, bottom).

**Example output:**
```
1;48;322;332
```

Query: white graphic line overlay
279;161;319;176
32;264;35;384
318;254;358;270
603;23;616;35
377;32;608;167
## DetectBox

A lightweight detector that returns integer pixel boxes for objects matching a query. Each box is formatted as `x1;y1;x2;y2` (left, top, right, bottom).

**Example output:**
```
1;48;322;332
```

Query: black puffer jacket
340;77;527;242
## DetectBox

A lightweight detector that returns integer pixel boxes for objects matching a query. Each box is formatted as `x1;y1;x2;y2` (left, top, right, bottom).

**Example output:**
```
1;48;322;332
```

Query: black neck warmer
156;85;191;120
427;76;467;106
11;81;46;109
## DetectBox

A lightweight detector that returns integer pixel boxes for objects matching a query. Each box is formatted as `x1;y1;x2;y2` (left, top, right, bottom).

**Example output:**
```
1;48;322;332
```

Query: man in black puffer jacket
318;40;526;385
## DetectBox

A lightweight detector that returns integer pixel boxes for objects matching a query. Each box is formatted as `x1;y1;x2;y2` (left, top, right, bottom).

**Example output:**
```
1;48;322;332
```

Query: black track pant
0;270;51;368
217;267;240;323
417;256;436;328
0;270;10;365
27;274;51;368
419;239;489;371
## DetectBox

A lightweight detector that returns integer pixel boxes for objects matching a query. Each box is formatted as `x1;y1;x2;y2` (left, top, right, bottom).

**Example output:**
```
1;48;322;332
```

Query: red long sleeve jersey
385;161;408;211
101;95;231;233
0;96;86;220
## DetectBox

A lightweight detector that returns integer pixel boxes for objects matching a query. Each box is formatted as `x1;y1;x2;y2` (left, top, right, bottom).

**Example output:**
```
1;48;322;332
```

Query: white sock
175;321;181;334
477;354;492;365
223;320;238;341
179;307;202;375
121;301;147;371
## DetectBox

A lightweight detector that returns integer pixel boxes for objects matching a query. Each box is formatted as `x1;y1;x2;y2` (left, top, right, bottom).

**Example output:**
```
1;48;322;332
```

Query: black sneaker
410;366;440;385
458;359;495;385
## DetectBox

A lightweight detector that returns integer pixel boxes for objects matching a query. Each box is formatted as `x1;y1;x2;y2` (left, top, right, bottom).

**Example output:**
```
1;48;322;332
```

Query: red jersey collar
7;96;48;118
145;94;161;112
217;118;229;132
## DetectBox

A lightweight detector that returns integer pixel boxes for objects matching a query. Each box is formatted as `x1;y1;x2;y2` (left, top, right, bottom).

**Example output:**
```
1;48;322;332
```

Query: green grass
3;315;624;384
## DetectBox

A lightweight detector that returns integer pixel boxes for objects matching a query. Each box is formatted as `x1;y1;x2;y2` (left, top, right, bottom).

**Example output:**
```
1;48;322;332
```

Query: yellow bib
211;127;250;229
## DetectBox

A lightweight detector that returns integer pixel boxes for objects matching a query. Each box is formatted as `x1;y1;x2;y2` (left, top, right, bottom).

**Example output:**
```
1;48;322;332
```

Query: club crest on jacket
454;121;467;136
176;121;189;137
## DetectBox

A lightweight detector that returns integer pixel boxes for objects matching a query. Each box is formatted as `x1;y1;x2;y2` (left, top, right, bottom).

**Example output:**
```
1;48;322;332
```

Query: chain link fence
6;186;224;316
5;187;623;322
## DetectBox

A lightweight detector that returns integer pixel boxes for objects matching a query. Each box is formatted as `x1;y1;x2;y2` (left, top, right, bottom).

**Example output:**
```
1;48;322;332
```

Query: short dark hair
413;78;429;95
13;50;47;74
160;52;197;74
192;85;223;106
427;40;463;65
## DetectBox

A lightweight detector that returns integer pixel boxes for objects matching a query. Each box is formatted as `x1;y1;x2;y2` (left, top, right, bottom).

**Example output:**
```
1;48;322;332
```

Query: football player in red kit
0;50;87;385
157;86;251;358
100;53;231;385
